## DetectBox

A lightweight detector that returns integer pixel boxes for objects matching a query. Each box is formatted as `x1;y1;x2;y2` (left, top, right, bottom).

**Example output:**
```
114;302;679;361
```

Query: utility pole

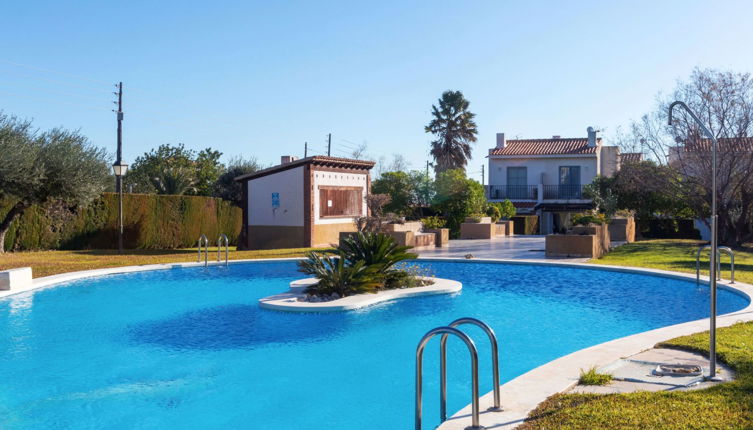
327;133;331;156
115;82;123;192
304;142;308;158
481;164;485;186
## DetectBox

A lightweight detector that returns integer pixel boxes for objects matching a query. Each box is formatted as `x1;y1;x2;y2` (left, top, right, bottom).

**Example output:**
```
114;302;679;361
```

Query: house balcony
486;184;588;202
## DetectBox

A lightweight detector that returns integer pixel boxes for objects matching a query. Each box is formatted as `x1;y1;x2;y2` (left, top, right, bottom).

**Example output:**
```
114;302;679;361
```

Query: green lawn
519;322;753;429
0;247;320;278
590;239;753;285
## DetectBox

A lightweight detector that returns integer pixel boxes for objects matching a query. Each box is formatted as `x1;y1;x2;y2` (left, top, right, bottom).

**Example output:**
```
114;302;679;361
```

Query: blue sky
2;0;752;180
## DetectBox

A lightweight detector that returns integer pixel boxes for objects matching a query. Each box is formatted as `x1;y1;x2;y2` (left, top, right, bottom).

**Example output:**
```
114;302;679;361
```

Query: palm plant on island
297;232;432;301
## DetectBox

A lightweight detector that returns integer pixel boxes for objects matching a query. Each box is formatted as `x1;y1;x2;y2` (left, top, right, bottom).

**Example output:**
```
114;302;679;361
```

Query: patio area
417;235;587;262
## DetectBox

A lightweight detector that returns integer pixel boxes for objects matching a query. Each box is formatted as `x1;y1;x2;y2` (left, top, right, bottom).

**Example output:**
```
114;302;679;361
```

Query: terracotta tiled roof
619;152;643;164
512;202;537;209
234;156;375;182
489;138;600;156
683;137;753;152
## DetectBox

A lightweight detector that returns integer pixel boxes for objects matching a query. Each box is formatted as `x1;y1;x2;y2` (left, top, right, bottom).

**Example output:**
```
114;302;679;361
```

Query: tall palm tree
425;90;478;173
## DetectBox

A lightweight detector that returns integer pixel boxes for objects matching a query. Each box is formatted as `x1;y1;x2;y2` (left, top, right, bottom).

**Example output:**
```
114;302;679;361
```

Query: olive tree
0;115;110;253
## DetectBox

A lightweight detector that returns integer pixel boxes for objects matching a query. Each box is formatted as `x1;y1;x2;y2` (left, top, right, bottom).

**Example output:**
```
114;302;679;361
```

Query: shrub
497;199;517;220
485;205;501;222
297;253;380;297
432;169;486;236
420;216;446;230
298;232;420;298
466;213;485;223
578;367;613;386
572;212;608;226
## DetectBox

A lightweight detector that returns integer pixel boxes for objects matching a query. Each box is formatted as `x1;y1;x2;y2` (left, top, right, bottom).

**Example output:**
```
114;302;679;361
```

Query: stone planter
427;228;449;247
497;220;514;236
608;217;635;243
460;222;494;239
548;224;610;258
383;221;423;233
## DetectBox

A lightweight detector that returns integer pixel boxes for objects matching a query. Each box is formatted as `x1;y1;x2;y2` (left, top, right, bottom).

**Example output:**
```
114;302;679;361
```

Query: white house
487;127;641;234
235;155;375;249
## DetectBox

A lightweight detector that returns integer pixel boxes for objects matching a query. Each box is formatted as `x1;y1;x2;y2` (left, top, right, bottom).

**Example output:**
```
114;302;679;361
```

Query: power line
0;89;111;113
0;67;112;95
0;59;112;88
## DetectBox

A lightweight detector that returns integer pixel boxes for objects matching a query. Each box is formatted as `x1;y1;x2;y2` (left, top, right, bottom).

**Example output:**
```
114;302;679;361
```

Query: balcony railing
543;185;584;199
486;184;587;200
486;185;538;200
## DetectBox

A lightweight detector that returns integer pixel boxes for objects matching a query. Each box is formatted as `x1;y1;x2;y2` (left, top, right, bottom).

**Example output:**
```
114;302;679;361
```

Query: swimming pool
0;260;747;429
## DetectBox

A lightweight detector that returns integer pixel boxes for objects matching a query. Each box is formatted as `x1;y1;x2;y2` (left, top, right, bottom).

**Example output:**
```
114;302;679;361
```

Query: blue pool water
0;260;747;429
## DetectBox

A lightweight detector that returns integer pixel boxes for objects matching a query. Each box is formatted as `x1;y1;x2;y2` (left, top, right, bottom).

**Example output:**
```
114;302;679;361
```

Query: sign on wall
271;192;280;208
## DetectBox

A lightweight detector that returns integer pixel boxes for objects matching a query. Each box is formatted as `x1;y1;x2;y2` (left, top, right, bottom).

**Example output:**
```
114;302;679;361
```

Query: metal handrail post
439;318;501;422
217;234;229;266
416;327;482;430
197;234;208;266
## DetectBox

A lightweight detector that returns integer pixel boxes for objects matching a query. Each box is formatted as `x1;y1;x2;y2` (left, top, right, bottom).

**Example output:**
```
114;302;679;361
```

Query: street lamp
668;100;719;380
112;162;128;254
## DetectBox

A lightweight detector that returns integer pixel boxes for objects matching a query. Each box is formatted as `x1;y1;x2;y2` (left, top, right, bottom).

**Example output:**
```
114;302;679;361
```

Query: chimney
496;133;507;149
280;155;298;165
587;127;598;147
552;135;561;139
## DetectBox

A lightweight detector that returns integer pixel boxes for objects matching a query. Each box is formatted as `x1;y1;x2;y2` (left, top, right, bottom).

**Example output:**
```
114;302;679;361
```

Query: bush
485;205;501;222
497;199;517;220
466;213;485;223
298;232;422;298
420;216;446;230
572;212;608;226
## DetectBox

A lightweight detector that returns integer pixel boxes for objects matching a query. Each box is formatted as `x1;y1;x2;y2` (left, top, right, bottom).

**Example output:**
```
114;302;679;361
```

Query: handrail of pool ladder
696;245;735;285
197;234;209;266
217;234;229;266
416;327;483;430
440;317;501;422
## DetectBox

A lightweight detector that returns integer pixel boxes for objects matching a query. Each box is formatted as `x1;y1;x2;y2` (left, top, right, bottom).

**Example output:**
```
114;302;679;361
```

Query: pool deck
417;235;587;262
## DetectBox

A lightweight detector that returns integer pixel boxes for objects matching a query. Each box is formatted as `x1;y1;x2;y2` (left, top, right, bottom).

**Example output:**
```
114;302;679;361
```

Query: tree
150;166;197;195
371;171;414;216
432;169;486;235
0;116;110;253
627;68;753;245
425;90;478;173
408;170;435;208
214;156;264;206
125;143;223;196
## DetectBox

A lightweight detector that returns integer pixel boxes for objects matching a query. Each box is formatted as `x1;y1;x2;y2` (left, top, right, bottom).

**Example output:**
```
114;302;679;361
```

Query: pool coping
258;277;462;312
2;256;751;430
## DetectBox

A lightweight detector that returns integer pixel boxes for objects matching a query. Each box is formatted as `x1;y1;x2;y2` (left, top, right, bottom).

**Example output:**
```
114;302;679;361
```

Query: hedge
511;215;540;235
1;193;242;251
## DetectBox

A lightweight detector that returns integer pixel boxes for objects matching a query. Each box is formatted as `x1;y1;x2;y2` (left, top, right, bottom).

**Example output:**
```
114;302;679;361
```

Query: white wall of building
313;170;369;225
488;156;598;186
248;166;304;227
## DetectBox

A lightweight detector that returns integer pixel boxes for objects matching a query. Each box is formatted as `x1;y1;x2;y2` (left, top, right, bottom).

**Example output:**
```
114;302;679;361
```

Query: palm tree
150;166;197;195
425;90;478;173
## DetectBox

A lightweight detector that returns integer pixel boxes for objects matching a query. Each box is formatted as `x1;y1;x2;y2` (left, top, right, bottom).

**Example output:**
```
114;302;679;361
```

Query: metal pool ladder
217;234;229;266
415;317;501;430
197;234;209;266
696;245;735;285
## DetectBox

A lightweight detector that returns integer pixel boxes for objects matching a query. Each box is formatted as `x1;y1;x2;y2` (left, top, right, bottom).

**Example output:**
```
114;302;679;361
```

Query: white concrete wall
248;166;304;226
488;156;598;186
313;170;369;225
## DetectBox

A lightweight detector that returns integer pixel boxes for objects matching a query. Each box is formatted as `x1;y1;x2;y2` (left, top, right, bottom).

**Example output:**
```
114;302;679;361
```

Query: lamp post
668;100;719;379
112;162;128;253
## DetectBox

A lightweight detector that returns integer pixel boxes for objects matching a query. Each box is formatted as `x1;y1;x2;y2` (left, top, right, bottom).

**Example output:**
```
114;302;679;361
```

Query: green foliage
0;193;242;251
425;90;478;173
432;169;486;235
298;232;419;297
0;116;111;252
512;215;539;235
297;253;380;297
572;212;608;226
584;176;619;218
126;144;223;196
214;156;264;206
408;170;435;207
466;213;485;223
371;171;414;216
497;199;517;220
578;367;613;386
420;216;446;230
485;205;501;222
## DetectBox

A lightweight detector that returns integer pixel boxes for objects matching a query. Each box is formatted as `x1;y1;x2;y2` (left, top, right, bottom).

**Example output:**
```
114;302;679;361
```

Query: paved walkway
417;235;588;262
